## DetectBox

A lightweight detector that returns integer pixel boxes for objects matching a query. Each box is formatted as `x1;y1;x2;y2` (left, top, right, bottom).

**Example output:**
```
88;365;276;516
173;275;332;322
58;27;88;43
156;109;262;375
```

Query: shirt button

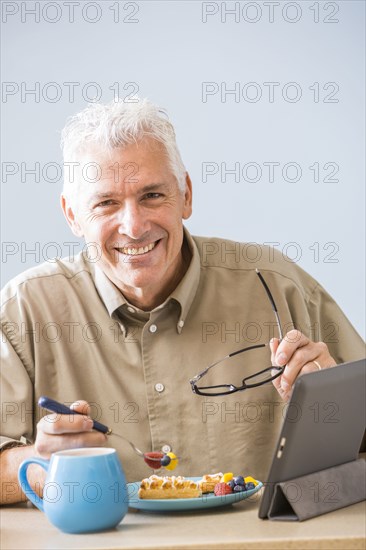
127;306;135;313
154;383;165;393
149;324;157;333
162;444;171;454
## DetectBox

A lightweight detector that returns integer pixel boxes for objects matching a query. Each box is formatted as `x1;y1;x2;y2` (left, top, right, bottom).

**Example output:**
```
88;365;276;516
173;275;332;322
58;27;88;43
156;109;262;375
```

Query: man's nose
117;202;150;240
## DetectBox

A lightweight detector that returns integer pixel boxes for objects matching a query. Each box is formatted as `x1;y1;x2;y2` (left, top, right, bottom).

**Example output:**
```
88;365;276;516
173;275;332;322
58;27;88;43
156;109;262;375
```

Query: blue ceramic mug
18;447;128;533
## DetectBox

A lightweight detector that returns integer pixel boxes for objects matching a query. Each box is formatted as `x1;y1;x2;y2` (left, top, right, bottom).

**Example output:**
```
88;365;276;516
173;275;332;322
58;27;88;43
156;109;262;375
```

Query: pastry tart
138;475;202;499
198;472;223;494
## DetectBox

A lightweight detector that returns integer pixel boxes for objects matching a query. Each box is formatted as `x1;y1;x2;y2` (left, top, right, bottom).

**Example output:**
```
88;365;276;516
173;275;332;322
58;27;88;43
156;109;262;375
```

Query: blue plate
127;477;263;511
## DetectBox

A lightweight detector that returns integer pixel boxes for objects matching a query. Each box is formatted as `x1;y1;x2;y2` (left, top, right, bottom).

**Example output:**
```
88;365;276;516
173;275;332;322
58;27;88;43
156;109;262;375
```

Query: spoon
38;396;175;469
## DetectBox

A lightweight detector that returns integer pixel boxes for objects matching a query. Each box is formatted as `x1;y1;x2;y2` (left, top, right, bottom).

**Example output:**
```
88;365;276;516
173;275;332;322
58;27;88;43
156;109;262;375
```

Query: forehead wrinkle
97;163;170;186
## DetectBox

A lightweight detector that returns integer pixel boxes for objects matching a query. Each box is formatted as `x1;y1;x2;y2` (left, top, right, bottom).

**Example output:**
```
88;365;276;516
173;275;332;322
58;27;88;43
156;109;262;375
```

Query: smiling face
61;138;192;310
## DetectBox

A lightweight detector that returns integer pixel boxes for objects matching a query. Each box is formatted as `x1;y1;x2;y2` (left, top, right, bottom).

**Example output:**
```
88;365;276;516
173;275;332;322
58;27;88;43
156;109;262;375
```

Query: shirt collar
90;227;200;334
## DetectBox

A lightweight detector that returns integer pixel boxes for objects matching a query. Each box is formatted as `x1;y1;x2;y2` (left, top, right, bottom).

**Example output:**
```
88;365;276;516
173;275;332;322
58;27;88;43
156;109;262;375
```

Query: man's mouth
116;240;158;256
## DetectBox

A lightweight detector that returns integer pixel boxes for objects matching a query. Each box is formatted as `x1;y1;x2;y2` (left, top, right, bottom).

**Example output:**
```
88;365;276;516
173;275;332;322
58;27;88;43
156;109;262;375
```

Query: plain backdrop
1;0;365;338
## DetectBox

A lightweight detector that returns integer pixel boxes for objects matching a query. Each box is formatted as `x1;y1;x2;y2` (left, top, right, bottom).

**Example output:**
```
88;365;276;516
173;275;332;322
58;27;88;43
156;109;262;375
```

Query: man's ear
182;172;193;220
60;194;84;238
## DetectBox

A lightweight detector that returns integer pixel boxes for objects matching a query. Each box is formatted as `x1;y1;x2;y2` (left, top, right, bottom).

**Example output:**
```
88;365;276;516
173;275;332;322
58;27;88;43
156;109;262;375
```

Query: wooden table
1;494;365;550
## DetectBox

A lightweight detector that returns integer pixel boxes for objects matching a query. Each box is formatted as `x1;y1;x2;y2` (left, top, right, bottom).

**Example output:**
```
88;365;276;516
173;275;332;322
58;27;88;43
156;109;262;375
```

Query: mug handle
18;457;50;511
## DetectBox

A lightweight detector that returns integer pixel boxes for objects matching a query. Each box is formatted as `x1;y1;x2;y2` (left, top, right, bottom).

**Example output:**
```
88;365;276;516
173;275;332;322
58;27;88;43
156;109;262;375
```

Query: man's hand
270;330;337;401
1;400;107;505
35;400;107;458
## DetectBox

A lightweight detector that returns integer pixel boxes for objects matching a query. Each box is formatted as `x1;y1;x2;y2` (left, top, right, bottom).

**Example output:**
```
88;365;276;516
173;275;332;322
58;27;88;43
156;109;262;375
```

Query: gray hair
61;98;187;197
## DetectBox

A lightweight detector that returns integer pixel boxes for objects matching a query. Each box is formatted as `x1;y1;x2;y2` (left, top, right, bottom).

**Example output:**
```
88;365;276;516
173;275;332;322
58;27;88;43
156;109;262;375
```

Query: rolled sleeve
1;327;35;446
306;283;365;364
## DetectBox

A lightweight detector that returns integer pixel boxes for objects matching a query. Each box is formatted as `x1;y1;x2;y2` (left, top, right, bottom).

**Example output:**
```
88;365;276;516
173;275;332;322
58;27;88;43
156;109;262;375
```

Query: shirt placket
140;307;177;457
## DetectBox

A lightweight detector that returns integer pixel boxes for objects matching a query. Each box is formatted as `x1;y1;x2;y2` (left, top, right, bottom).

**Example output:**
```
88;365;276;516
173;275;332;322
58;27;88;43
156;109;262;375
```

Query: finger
275;330;309;392
280;348;320;390
297;362;323;376
271;369;282;392
280;342;335;391
68;400;92;426
275;330;309;367
70;400;91;417
38;412;94;435
270;338;287;399
35;430;107;458
269;337;280;364
271;373;291;402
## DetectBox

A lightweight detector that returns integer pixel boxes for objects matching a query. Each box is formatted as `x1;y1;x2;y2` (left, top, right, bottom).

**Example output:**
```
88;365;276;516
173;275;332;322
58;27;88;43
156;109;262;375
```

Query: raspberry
214;482;233;496
143;452;164;469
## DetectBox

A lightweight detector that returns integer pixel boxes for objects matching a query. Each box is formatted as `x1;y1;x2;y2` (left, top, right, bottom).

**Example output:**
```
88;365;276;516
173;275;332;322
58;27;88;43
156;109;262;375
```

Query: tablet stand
267;458;366;521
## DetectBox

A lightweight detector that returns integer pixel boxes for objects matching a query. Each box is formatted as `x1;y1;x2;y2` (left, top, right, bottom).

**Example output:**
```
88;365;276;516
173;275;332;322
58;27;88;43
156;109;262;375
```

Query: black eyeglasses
189;269;284;396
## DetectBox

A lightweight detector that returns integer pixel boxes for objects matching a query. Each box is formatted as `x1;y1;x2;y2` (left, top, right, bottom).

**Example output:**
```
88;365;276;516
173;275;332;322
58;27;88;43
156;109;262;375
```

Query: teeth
119;241;156;256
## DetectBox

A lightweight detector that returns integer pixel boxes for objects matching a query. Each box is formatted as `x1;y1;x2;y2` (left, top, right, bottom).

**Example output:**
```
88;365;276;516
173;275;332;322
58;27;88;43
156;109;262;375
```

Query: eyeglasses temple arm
190;343;268;386
189;354;231;384
255;268;283;340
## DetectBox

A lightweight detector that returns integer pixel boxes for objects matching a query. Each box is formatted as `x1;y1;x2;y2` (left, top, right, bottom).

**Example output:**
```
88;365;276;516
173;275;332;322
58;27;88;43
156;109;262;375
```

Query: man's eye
96;200;115;207
144;193;163;200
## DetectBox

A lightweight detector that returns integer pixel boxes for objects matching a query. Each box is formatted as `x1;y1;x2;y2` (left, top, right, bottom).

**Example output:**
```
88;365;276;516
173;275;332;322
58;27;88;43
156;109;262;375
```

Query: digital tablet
258;358;366;519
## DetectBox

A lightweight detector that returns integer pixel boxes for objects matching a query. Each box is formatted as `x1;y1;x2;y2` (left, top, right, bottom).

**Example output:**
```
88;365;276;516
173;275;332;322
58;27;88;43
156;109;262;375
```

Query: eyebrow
86;192;114;206
140;183;170;193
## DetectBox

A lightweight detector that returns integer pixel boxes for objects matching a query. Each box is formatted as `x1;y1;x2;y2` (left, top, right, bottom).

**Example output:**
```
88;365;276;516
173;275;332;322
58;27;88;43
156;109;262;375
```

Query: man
1;99;364;504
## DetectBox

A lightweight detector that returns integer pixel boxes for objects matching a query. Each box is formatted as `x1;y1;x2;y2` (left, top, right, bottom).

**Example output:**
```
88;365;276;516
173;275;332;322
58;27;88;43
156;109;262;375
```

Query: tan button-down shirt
1;229;364;482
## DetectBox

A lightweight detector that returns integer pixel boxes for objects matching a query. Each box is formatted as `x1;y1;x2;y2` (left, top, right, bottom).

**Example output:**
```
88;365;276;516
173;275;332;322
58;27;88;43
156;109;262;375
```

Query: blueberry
233;476;245;486
160;454;171;467
234;484;245;492
246;482;256;490
227;480;236;489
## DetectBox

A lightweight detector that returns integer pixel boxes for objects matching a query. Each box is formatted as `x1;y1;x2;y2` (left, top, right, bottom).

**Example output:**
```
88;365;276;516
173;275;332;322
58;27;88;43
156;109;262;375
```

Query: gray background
1;0;365;338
